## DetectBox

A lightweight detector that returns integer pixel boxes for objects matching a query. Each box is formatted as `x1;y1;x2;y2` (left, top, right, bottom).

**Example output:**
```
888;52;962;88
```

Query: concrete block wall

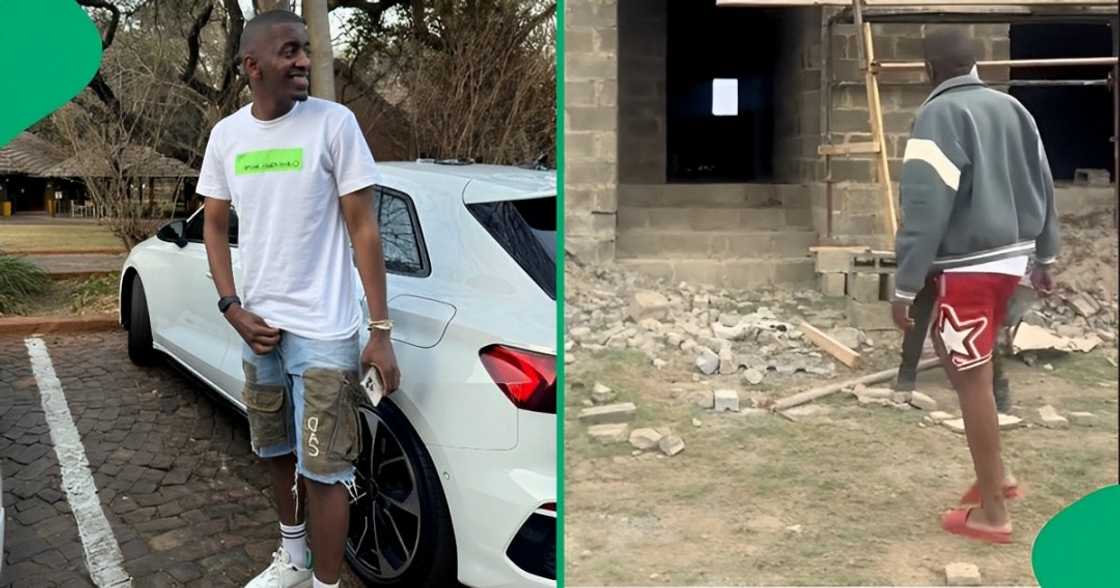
617;0;667;184
818;20;1011;245
827;23;1011;184
773;8;825;183
565;0;619;263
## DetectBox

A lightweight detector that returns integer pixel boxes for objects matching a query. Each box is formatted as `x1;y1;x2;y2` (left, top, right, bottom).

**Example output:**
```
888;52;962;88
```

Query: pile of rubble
565;263;859;384
1031;215;1119;338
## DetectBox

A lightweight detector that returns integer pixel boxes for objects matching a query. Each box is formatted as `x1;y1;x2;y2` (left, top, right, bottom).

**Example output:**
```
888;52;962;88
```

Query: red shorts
934;272;1021;371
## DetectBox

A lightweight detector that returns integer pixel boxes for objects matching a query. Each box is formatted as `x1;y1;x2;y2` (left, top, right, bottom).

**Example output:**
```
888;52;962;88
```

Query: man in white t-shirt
199;10;400;588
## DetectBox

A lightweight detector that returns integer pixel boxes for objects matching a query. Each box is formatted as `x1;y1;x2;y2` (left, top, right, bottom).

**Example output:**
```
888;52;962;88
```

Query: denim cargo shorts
241;331;367;485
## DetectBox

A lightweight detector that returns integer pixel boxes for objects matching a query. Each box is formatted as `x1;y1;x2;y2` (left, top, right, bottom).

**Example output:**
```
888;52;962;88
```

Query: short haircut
923;27;978;75
238;9;305;63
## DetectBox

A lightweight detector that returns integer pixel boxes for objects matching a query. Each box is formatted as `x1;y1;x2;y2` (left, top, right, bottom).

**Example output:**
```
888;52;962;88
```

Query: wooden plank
863;23;899;246
809;246;873;252
877;56;1118;72
818;141;881;156
717;0;1117;7
771;357;941;412
800;321;862;369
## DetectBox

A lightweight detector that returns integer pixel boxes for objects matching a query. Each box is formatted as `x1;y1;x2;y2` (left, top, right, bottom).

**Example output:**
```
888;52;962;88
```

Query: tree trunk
303;0;336;101
256;0;292;12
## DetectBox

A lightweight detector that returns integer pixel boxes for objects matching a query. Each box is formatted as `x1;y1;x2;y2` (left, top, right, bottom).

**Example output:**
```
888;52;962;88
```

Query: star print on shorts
934;272;1022;372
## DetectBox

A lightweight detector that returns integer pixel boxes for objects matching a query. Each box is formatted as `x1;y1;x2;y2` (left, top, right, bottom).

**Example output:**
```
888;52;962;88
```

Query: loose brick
578;402;638;425
945;562;982;586
714;389;741;413
587;423;629;444
1038;405;1069;429
848;273;882;302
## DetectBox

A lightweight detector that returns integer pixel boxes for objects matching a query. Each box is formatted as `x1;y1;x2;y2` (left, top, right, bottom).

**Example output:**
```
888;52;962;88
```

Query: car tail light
479;345;555;414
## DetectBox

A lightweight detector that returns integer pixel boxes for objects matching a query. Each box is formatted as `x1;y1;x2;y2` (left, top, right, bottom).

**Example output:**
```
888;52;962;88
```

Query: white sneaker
245;547;313;588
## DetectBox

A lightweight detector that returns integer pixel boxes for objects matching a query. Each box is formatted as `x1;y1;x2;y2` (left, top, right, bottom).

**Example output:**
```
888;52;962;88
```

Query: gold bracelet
367;319;393;332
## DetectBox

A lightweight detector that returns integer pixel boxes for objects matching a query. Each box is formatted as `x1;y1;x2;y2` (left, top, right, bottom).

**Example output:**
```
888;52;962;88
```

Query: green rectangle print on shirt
235;148;304;175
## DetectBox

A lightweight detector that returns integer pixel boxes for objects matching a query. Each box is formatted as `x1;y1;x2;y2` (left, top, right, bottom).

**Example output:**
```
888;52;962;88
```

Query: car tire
127;277;156;366
345;400;457;587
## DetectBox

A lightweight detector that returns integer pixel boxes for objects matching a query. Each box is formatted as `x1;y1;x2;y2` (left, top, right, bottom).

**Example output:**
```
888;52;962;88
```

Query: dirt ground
564;333;1118;586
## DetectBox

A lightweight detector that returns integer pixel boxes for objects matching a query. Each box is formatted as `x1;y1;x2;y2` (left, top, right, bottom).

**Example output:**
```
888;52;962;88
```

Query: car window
467;196;556;300
374;187;430;277
184;207;238;246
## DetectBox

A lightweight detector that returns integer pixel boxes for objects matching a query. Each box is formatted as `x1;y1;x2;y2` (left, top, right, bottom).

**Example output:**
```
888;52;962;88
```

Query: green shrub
0;253;50;314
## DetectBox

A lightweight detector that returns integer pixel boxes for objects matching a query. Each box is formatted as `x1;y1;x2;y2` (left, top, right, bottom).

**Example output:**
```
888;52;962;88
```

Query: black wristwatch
218;295;241;314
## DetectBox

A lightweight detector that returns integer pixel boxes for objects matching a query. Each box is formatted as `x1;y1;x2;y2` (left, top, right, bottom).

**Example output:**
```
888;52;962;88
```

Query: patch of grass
0;223;122;252
0;272;119;317
1049;351;1117;387
0;254;50;314
69;274;117;313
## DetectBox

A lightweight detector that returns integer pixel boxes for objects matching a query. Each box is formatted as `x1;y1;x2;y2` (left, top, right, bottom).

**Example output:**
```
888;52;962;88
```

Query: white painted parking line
24;337;132;587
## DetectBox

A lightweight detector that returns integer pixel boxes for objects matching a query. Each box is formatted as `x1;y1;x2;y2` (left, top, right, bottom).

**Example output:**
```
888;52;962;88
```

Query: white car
1;467;5;577
119;161;557;587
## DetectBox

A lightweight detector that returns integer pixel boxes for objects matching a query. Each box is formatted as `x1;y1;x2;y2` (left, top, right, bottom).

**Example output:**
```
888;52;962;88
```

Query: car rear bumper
1;503;6;576
434;413;555;587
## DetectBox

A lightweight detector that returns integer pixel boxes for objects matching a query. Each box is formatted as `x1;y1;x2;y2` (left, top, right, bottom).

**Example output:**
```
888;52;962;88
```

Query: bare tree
399;1;556;164
51;40;194;249
61;0;556;176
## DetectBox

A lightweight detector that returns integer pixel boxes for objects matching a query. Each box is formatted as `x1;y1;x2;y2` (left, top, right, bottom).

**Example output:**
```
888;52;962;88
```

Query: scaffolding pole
823;0;1119;244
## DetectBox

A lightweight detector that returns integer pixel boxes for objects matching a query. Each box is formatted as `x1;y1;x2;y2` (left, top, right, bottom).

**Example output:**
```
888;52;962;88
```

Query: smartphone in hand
360;367;384;407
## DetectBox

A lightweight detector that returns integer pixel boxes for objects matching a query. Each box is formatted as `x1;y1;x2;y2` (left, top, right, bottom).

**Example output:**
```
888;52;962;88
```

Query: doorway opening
1008;22;1114;182
666;3;782;182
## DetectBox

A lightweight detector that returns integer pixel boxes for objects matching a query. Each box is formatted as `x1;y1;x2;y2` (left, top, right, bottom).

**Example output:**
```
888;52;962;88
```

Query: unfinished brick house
565;0;1118;289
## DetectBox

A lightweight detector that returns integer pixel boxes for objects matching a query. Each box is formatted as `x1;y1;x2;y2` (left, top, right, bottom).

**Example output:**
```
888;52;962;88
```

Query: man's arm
202;197;279;353
1030;131;1059;295
894;105;969;303
339;187;400;392
203;198;237;299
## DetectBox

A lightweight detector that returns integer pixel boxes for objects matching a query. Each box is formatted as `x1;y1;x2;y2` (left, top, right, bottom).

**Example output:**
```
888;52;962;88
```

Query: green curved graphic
0;0;103;146
1032;485;1120;587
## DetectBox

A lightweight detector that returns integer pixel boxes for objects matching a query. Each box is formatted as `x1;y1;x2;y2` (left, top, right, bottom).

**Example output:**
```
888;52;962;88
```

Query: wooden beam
771;357;942;412
800;321;862;369
808;245;873;252
876;56;1118;72
818;141;881;156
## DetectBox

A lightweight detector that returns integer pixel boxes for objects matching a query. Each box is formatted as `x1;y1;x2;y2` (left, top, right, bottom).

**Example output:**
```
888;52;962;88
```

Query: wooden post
1113;16;1118;228
302;0;335;101
860;22;896;238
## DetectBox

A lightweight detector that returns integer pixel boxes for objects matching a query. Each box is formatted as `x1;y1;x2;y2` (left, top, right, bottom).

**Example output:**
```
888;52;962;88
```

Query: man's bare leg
306;480;350;583
935;340;1011;529
268;453;302;525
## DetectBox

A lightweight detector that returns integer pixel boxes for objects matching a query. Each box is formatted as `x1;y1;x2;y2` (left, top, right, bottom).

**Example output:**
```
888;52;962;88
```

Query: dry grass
565;347;1119;586
0;223;123;253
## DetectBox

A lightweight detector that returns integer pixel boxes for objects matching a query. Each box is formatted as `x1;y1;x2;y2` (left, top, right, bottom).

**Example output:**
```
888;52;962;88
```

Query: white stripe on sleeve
902;138;962;191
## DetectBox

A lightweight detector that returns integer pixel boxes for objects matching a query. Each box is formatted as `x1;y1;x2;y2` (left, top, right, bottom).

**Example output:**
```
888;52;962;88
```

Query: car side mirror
157;220;188;248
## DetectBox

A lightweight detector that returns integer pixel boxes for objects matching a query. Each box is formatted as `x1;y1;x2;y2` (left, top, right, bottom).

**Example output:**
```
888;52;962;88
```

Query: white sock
280;521;309;569
312;576;339;588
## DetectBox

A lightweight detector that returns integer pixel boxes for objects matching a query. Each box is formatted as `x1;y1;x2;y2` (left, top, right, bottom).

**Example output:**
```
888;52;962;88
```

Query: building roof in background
39;144;198;179
0;132;66;176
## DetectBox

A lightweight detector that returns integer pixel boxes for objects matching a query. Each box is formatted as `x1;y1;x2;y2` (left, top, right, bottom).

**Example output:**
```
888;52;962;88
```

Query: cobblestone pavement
1;332;362;587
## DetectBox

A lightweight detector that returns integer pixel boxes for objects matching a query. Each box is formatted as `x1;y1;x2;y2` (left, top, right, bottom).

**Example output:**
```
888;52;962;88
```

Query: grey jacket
893;72;1059;303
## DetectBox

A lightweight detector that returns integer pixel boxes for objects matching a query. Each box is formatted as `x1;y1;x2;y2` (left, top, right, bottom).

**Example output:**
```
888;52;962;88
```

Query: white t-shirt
197;98;381;340
944;255;1028;277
